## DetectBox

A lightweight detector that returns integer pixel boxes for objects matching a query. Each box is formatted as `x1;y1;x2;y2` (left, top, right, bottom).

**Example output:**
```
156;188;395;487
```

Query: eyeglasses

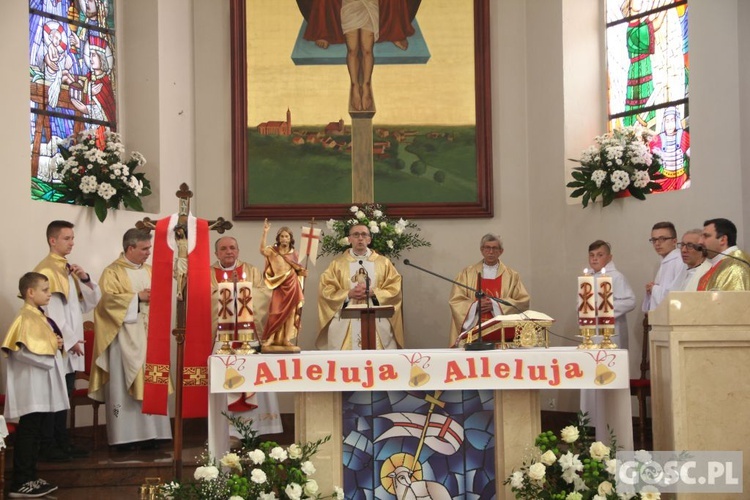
677;242;701;251
648;236;675;244
482;246;502;252
349;232;371;238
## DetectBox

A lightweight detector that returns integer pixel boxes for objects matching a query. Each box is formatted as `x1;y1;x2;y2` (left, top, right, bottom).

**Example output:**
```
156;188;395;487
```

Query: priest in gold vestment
89;229;172;447
449;234;530;346
318;224;404;350
697;218;750;291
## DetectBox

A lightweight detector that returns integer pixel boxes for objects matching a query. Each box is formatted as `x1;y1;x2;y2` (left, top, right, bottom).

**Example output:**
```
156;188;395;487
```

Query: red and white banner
210;347;629;393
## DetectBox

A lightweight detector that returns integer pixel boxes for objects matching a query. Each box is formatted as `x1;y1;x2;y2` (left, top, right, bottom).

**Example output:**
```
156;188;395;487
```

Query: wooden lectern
341;304;394;350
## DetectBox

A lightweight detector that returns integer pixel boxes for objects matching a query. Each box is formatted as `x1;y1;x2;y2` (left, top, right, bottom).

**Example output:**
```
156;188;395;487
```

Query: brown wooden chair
69;321;101;450
629;314;651;448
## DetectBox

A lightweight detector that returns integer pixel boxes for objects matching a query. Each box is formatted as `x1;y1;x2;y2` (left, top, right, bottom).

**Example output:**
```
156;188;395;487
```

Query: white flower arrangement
320;203;430;260
55;128;151;221
505;413;656;500
567;126;662;207
156;414;341;500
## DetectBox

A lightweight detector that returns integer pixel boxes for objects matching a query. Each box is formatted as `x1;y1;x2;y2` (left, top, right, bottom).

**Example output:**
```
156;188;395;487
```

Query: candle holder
215;324;235;355
577;327;599;350
599;326;617;349
234;324;257;355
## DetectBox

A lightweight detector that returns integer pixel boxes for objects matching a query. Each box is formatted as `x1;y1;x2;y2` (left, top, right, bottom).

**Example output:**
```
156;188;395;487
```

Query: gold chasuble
1;303;60;356
318;250;404;350
448;260;530;346
702;249;750;291
89;254;155;401
34;252;82;300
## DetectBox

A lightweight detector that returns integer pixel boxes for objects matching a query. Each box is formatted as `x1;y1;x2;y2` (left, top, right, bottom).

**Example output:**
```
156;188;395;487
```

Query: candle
596;269;615;326
236;273;254;333
577;270;596;326
216;273;236;331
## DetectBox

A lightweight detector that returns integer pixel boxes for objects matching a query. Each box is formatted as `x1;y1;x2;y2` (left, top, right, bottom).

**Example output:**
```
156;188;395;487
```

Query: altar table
208;348;632;499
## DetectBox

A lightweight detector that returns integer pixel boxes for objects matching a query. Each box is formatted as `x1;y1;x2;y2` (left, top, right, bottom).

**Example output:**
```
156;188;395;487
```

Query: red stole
697;261;722;291
479;275;503;322
144;217;213;418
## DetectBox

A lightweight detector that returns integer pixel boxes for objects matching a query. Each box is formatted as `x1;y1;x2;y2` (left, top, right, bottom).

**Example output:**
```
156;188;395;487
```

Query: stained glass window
606;0;690;192
29;0;117;202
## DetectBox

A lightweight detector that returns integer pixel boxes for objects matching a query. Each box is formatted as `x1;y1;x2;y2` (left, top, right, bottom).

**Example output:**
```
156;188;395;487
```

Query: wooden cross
136;182;233;481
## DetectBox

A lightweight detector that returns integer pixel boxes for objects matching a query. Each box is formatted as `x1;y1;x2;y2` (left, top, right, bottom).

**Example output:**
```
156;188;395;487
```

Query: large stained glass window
29;0;116;202
606;0;690;192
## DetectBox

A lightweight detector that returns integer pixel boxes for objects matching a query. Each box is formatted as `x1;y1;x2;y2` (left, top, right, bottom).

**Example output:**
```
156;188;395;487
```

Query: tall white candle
596;270;615;326
577;270;596;326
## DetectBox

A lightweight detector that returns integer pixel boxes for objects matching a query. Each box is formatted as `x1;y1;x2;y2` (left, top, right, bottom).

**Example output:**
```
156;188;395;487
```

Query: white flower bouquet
567;126;662;207
505;413;656;500
319;203;430;259
55;128;151;222
156;415;343;500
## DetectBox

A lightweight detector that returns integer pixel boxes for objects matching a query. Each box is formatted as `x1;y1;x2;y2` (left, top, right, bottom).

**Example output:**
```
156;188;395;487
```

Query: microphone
696;245;750;267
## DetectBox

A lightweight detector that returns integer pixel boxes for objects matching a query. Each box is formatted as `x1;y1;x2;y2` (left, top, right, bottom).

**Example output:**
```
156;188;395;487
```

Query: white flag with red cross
299;225;321;266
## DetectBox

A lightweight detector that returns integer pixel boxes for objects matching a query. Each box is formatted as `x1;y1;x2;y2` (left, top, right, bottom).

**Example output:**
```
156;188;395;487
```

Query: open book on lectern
454;310;555;347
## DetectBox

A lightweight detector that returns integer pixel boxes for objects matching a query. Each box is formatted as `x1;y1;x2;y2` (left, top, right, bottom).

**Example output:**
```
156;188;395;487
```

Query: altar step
2;415;295;499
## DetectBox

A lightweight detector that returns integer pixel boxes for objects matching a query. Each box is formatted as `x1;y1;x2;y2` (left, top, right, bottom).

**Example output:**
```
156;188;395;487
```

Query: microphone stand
404;259;503;351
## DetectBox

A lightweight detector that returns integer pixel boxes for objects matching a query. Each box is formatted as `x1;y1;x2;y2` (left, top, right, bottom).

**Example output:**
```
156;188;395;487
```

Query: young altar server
2;272;68;498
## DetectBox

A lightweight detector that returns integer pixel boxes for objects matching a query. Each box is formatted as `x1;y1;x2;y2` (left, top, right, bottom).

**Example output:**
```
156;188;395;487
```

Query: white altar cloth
208;348;633;460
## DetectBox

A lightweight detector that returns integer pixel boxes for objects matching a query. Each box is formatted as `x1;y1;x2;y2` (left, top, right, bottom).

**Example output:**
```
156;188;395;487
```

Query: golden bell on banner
223;367;245;390
408;364;430;387
594;363;616;386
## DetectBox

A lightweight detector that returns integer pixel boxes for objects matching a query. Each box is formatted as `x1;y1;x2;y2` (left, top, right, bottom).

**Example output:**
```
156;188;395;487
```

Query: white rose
300;460;316;475
380;221;387;228
589;441;611;462
605;458;617;475
394;225;404;235
593;496;606;500
640;490;661;500
334;486;344;500
303;479;319;496
288;443;303;459
635;450;652;463
566;493;582;500
269;446;288;462
285;483;303;500
598;480;614;496
386;240;394;249
540;450;557;466
259;493;277;500
247;449;265;465
510;471;524;488
220;452;242;471
527;462;546;481
368;221;378;229
193;465;219;481
251;468;268;484
350;205;358;213
560;425;580;443
371;225;380;234
356;210;365;220
338;237;351;246
229;496;244;500
326;219;336;230
373;209;383;217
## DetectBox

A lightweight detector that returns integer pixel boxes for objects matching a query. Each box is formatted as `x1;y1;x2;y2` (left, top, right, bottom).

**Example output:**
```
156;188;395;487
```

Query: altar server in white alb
89;229;172;449
642;221;684;312
581;240;635;442
34;220;100;460
2;272;68;498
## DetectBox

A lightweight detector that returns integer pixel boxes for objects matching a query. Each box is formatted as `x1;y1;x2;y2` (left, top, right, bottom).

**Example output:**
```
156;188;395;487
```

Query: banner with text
210;347;628;393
